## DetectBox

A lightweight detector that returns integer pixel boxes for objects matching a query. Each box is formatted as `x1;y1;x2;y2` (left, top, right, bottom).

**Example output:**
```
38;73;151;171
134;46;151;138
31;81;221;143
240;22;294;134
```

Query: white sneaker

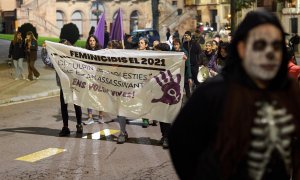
14;78;19;80
83;118;95;125
97;116;105;124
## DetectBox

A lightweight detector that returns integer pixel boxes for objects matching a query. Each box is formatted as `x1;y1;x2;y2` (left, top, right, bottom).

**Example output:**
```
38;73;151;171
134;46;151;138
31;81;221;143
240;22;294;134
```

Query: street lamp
91;0;101;23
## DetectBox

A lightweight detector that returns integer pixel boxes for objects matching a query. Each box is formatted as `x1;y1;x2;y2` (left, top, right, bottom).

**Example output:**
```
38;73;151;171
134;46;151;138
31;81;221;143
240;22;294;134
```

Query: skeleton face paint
242;24;283;81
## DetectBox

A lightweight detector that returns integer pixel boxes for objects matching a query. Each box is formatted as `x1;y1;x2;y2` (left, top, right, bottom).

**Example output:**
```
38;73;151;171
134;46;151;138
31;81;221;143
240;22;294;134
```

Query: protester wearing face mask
169;10;300;180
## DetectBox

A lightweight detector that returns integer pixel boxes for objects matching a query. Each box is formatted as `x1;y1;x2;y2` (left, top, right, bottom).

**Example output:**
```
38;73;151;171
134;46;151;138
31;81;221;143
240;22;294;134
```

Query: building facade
184;0;230;32
0;0;198;39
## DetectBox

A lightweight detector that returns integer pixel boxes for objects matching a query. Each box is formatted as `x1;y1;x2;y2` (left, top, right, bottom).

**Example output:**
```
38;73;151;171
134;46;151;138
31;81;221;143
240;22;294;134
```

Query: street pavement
0;96;178;180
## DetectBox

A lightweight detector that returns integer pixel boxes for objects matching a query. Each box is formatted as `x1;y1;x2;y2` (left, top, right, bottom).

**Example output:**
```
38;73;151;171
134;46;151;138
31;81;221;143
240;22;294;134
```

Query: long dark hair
215;9;296;179
222;10;289;90
217;42;229;60
13;31;22;45
85;34;101;50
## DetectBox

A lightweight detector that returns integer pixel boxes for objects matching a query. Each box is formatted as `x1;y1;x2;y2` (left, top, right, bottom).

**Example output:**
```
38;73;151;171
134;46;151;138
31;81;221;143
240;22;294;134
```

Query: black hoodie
9;40;25;60
169;10;300;180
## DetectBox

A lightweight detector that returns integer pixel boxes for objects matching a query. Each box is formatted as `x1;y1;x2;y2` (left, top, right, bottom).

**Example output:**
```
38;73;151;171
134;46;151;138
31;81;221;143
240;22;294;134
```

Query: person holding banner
169;10;300;180
106;40;129;144
82;35;105;125
138;37;150;128
172;38;192;99
137;37;156;128
57;39;83;137
25;31;40;81
153;42;174;148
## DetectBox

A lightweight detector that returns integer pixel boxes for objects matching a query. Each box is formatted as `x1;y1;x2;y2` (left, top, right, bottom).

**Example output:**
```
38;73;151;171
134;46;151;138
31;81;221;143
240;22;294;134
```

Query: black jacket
169;72;300;180
170;10;300;180
182;40;201;67
8;40;25;60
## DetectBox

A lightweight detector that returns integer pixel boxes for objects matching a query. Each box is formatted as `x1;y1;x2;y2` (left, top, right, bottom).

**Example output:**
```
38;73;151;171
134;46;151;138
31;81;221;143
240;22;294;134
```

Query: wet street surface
0;97;178;180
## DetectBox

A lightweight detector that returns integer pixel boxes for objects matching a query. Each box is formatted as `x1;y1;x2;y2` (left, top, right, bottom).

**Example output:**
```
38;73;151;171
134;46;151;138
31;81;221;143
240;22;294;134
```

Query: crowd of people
8;8;300;179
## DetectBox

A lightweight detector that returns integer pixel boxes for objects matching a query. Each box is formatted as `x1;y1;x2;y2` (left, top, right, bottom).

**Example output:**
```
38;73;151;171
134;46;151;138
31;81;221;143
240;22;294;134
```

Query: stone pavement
0;39;59;105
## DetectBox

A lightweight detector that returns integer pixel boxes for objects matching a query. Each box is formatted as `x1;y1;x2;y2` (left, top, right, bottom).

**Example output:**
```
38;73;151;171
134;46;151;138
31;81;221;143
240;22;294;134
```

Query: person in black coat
182;31;202;88
8;31;25;80
169;10;300;180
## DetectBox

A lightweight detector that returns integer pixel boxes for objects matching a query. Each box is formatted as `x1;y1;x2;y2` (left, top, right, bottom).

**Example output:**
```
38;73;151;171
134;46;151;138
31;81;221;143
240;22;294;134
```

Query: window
130;10;139;32
172;1;177;6
185;0;195;6
72;11;83;36
56;11;64;30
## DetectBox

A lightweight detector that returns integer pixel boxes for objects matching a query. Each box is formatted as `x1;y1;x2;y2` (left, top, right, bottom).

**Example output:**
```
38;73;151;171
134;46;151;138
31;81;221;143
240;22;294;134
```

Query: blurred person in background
169;10;300;180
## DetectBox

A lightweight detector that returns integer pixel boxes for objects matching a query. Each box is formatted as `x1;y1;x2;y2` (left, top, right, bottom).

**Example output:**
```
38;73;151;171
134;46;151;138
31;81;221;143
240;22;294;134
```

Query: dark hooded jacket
169;10;300;180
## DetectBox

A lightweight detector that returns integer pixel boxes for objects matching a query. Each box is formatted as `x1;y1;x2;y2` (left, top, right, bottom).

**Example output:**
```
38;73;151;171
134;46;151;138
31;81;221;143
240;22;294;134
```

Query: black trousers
60;89;82;127
160;122;171;138
191;65;200;87
184;79;191;99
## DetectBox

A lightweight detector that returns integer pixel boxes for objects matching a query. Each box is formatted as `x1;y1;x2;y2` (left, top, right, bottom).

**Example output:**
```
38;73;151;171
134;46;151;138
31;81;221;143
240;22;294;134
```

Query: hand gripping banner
46;41;185;123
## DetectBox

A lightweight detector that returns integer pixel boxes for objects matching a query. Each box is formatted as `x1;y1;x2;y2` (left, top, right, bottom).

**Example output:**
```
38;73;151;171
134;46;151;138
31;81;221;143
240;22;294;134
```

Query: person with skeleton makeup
169;10;300;180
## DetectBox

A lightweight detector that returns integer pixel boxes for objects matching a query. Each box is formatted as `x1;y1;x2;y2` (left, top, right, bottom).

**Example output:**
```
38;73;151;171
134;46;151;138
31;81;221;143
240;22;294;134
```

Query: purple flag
94;13;105;47
110;9;124;41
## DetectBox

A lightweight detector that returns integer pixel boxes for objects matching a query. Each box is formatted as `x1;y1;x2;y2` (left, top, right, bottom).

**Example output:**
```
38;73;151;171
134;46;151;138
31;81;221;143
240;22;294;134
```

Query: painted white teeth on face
242;24;282;81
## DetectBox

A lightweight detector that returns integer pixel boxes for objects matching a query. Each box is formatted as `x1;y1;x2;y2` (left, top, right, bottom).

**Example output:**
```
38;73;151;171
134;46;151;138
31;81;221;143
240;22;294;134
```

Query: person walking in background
82;35;104;125
104;25;110;48
182;31;202;88
169;10;300;180
166;27;171;41
137;37;156;128
25;31;40;81
173;29;179;39
88;26;95;36
8;31;25;80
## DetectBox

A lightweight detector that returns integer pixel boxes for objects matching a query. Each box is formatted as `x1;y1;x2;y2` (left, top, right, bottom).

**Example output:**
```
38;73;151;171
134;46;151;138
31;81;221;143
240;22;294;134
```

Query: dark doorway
291;17;298;34
210;9;217;31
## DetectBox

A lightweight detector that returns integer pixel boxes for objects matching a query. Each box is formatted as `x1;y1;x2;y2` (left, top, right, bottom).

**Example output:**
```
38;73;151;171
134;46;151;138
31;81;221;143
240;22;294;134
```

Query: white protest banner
46;41;185;123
